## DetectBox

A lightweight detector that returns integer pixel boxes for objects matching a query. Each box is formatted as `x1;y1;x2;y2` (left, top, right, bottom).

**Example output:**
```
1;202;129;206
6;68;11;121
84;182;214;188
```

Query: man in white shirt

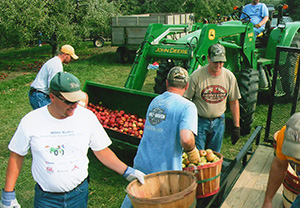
29;44;78;109
1;72;144;208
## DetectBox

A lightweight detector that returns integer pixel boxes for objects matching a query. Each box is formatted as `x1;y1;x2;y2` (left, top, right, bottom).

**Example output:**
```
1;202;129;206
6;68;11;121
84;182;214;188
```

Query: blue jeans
34;179;89;208
121;195;133;208
29;90;50;110
292;193;300;208
196;114;225;153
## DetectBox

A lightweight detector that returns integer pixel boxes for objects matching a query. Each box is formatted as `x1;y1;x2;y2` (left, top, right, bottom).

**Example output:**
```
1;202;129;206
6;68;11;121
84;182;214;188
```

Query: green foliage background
0;0;298;52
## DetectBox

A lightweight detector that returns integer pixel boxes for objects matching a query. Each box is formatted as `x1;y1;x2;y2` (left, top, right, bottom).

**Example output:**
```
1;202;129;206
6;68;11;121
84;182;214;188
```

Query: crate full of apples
87;103;145;138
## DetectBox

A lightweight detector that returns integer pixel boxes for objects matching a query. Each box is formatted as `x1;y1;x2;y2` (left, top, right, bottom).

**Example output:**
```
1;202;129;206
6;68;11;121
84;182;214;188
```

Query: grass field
0;42;274;207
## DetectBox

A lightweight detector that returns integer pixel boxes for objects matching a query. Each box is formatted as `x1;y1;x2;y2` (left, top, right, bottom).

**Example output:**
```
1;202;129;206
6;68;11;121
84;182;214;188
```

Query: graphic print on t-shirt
201;85;227;104
148;107;166;125
46;144;65;156
40;130;83;175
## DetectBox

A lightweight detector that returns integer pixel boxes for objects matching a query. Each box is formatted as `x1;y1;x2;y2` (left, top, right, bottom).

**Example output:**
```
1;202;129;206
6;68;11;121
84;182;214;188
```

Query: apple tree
0;0;47;48
191;0;243;22
0;0;119;55
76;0;119;41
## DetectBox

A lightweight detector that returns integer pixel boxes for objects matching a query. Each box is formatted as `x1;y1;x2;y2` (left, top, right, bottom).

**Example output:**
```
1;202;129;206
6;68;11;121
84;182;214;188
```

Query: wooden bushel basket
283;165;300;208
183;152;223;198
126;170;197;208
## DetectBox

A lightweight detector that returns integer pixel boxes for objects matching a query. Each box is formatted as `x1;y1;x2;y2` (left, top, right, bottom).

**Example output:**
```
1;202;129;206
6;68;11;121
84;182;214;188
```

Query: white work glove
0;189;21;208
122;166;145;184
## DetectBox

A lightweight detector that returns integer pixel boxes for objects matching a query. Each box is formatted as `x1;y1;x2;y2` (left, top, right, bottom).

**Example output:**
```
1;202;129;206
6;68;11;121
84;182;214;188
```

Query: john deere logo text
155;47;188;54
148;107;166;125
201;85;227;104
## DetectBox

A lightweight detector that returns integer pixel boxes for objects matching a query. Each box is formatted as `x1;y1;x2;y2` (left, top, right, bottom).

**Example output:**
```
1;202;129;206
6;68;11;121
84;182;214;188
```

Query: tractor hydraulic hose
219;41;242;50
136;35;154;55
186;42;194;58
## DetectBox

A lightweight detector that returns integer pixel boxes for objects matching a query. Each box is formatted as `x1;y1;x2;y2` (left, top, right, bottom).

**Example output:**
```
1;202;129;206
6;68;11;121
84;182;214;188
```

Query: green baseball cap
167;66;189;83
50;72;85;102
208;44;226;62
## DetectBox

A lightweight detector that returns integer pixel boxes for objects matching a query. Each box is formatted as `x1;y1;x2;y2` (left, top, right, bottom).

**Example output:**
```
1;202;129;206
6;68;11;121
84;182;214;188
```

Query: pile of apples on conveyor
87;103;145;138
182;149;220;168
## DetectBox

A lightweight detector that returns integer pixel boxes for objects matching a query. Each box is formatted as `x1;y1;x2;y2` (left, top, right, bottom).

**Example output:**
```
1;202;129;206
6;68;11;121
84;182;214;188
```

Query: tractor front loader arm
125;23;193;90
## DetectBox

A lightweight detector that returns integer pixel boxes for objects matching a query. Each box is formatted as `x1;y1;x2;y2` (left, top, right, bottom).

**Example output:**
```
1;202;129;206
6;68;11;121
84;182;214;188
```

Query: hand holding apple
186;147;201;164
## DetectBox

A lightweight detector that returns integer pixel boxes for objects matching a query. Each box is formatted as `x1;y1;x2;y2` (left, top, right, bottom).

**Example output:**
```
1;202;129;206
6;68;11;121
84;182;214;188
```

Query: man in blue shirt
241;0;269;37
121;66;201;208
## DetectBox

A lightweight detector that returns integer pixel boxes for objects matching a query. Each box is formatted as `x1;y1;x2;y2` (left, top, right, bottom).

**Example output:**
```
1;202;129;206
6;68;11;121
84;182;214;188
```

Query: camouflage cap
167;66;189;83
208;44;226;62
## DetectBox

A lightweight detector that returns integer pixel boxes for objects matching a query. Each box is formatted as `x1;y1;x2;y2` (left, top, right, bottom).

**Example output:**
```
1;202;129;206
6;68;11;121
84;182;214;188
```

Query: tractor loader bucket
83;80;157;145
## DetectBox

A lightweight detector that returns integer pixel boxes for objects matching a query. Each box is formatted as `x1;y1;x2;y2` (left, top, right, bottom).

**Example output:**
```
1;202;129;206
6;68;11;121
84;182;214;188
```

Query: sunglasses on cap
54;94;79;105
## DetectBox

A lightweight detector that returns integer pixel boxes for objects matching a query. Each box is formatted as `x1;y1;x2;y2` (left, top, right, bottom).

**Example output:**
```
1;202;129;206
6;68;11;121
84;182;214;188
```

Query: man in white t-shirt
29;44;79;110
1;72;144;208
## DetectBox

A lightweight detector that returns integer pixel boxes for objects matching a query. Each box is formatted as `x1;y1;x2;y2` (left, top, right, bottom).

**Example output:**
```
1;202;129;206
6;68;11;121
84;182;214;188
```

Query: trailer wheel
93;36;105;48
280;32;300;98
238;68;259;135
116;47;130;63
153;60;174;94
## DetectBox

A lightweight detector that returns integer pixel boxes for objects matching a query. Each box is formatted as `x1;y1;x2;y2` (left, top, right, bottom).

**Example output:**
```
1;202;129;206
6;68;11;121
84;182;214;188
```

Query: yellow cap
60;44;78;60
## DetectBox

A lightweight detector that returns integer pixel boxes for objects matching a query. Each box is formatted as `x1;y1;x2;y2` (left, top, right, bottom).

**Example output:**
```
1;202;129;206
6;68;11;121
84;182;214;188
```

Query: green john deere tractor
122;4;300;135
